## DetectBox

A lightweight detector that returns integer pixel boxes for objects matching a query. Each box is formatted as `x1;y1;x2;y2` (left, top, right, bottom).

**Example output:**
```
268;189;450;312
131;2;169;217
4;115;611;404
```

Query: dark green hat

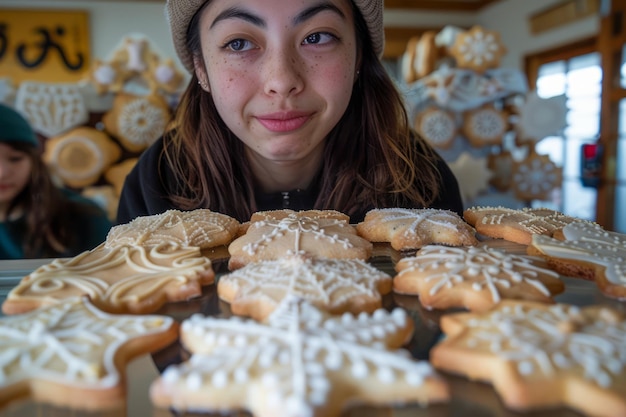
0;104;38;147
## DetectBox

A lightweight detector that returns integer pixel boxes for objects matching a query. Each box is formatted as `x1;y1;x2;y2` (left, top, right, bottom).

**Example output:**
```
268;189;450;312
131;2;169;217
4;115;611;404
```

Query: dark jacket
117;135;464;224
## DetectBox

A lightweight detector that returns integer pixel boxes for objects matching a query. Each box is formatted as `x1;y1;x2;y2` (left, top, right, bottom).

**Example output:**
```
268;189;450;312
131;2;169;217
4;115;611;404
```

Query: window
533;52;601;221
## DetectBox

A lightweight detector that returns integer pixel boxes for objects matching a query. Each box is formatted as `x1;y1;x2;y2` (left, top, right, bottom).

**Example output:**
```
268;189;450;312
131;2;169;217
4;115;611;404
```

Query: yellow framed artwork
0;9;90;83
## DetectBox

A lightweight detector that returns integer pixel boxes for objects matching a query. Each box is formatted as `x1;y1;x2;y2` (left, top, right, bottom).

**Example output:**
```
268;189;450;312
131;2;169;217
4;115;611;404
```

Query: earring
356;70;360;78
198;80;210;92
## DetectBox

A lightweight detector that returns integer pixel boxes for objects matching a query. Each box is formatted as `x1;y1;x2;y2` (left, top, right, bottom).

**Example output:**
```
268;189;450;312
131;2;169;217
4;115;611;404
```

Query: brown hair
5;143;102;258
162;1;441;222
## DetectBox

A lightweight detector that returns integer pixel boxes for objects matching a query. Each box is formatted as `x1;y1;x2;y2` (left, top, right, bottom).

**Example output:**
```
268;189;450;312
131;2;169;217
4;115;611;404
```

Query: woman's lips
256;112;312;133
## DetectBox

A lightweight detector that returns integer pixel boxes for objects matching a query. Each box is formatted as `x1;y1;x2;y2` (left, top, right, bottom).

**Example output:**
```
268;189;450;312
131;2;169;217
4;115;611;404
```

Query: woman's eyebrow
210;7;266;29
295;2;346;25
210;2;346;29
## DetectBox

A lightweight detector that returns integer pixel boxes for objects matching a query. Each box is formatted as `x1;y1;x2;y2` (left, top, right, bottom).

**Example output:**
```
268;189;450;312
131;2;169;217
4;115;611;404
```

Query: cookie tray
0;239;623;417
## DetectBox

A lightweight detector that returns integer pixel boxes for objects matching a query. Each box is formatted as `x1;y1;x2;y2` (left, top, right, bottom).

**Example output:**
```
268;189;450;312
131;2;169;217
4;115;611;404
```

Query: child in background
0;104;112;259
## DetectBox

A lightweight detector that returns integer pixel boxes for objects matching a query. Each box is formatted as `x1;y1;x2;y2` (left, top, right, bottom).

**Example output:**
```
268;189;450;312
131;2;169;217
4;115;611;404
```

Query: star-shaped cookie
218;254;392;320
151;297;450;417
356;208;478;251
0;296;177;411
228;210;372;270
394;245;564;311
463;206;585;245
430;300;626;417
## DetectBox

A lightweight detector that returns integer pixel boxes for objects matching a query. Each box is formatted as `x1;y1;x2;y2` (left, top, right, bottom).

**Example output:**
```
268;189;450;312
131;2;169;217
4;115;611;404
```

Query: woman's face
194;0;358;167
0;143;32;211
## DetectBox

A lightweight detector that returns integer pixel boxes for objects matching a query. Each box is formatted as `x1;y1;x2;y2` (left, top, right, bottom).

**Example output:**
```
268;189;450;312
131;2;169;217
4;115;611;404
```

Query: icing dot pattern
394;245;563;311
0;297;175;396
218;254;392;320
151;298;448;416
106;209;239;249
438;301;626;394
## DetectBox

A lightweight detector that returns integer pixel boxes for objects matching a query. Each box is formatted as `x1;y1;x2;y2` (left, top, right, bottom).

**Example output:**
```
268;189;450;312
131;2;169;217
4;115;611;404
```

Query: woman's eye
226;38;253;52
303;32;336;45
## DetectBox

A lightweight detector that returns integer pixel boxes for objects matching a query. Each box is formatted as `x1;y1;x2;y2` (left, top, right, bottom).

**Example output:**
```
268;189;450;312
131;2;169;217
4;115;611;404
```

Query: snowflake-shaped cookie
150;297;450;417
228;210;372;269
356;208;477;251
450;26;506;73
102;93;171;153
462;105;508;147
415;107;457;149
463;206;584;245
394;245;564;311
0;297;177;411
105;209;240;250
218;254;392;320
516;92;567;144
1;243;214;315
530;222;626;300
512;152;562;201
431;301;626;416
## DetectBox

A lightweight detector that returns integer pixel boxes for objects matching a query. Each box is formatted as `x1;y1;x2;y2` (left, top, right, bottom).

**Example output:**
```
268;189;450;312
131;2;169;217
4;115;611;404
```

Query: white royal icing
7;242;213;312
0;297;173;388
398;245;559;302
461;302;626;389
532;221;626;285
242;214;356;256
157;298;437;415
220;254;391;313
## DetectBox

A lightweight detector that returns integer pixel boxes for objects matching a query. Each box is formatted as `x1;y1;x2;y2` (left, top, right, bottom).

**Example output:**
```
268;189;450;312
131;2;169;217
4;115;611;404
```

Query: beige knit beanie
165;0;384;72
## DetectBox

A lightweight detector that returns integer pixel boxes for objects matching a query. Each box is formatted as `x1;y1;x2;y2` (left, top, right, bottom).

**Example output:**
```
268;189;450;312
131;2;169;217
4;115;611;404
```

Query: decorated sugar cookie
516;91;567;144
529;221;626;300
15;81;89;137
102;92;171;153
0;296;177;411
43;127;121;188
394;245;564;311
512;151;562;201
450;26;506;74
228;210;372;270
218;254;393;320
462;105;508;147
151;297;450;417
463;206;586;245
431;300;626;417
356;208;477;251
105;209;240;251
414;106;457;149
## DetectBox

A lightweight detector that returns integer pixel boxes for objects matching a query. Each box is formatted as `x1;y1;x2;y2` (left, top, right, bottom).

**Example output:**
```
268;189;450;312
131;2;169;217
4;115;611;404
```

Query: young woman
0;104;112;259
117;0;463;224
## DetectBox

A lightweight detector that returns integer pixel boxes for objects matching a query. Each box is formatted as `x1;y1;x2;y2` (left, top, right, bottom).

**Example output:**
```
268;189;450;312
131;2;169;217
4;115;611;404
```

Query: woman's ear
193;56;210;92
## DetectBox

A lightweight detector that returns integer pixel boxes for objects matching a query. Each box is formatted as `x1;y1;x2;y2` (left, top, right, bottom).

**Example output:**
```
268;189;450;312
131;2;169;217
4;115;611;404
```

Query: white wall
476;0;599;70
1;0;601;76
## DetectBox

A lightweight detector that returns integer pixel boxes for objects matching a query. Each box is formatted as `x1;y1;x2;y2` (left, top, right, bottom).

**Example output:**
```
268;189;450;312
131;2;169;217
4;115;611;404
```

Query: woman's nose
262;48;304;97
